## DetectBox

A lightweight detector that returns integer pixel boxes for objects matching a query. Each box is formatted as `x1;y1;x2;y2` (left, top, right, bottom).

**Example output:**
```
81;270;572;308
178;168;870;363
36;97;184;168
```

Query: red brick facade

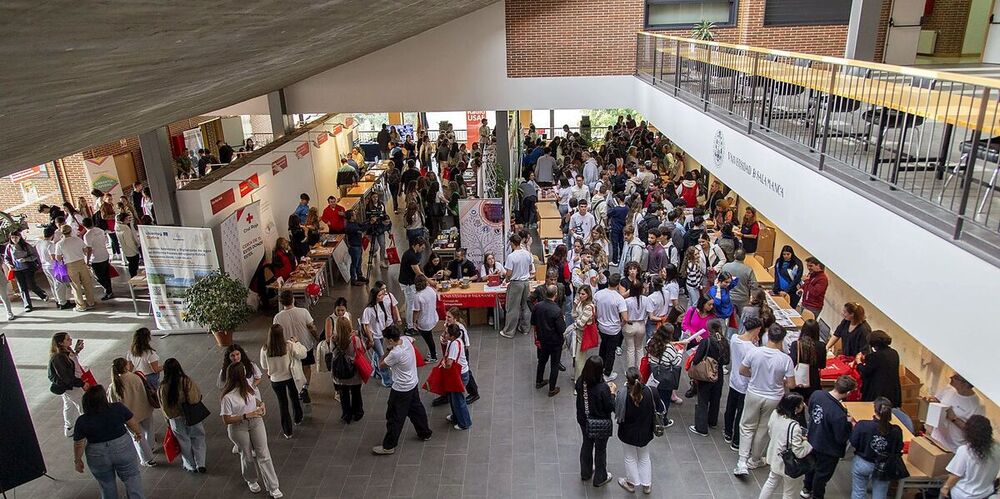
922;0;972;56
505;0;852;78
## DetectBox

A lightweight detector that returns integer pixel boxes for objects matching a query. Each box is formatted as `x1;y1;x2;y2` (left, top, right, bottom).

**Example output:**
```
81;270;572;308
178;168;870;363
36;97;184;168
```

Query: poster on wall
220;202;265;307
458;198;505;266
251;184;278;252
138;225;220;331
466;111;487;146
84;156;123;198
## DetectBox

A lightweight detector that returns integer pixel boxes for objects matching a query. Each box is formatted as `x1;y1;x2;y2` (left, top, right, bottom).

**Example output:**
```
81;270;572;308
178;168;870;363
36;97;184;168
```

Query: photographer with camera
362;191;391;270
344;211;366;286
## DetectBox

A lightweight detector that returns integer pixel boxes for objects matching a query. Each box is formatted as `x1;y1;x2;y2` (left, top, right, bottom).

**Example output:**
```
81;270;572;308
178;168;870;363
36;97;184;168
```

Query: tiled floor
3;213;857;498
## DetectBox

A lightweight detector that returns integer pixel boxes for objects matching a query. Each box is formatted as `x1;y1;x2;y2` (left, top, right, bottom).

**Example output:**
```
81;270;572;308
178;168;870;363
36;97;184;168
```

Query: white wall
633;81;1000;403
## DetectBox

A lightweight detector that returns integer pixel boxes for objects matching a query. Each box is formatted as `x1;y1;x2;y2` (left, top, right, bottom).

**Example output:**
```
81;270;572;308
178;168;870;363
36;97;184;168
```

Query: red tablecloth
440;291;502;309
820;355;863;401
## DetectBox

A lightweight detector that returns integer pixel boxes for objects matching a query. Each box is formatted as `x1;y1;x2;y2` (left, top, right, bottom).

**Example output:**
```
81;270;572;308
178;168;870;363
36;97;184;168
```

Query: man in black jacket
376;124;391;160
803;375;857;499
532;285;566;397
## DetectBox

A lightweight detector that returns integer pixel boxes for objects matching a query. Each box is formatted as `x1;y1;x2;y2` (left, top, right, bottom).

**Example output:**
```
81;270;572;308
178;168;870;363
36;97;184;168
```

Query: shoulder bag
872;428;910;481
651;386;666;438
180;378;211;426
780;421;815;478
583;384;613;440
686;341;718;383
135;371;161;408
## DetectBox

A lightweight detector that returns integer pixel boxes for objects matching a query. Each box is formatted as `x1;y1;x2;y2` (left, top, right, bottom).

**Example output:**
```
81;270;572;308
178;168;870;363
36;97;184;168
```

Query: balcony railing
355;129;469;144
636;32;1000;259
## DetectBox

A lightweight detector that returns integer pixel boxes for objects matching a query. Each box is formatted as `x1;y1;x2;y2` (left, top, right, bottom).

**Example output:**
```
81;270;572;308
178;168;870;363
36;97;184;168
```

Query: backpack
715;331;731;366
331;343;356;380
637;214;660;242
683;227;704;254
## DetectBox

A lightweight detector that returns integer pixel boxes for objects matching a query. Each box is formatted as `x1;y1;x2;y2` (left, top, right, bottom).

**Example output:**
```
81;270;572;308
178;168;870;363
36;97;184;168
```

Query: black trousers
389;184;400;212
382;387;432;450
598;332;621;377
91;260;113;295
694;378;724;433
580;430;609;485
336;384;364;421
536;347;560;391
107;232;121;255
124;254;141;278
270;379;303;436
723;388;746;447
13;268;46;308
418;329;437;360
803;452;841;498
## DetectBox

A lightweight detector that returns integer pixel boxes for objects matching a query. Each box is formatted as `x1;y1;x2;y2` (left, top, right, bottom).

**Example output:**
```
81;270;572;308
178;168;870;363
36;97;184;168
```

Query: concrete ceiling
0;0;496;176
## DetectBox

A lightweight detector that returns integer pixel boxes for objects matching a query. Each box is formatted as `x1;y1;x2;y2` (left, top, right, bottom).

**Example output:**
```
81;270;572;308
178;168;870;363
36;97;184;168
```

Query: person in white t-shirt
55;224;98;311
82;217;114;300
500;234;534;339
443;324;472;430
432;308;481;407
220;362;281;498
734;324;795;476
360;282;401;387
373;326;433;455
411;275;440;361
942;415;1000;499
646;274;679;342
35;225;71;309
593;274;629;381
724;317;762;454
569;200;597;243
927;373;986;452
126;327;162;389
273;290;318;403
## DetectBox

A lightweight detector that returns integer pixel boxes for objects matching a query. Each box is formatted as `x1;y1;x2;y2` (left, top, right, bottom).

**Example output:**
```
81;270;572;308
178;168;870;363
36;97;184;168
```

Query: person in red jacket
798;256;828;319
321;195;346;234
676;171;699;208
271;238;297;281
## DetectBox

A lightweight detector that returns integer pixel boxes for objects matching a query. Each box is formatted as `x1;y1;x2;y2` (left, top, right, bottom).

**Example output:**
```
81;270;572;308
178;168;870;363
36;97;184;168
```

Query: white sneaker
747;458;768;470
270;489;283;498
732;461;749;476
499;331;514;339
799;490;812;498
247;481;261;493
232;444;239;455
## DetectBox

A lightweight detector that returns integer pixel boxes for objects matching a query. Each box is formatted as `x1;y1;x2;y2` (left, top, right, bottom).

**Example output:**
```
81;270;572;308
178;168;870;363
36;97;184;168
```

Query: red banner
344;117;354;128
210;189;236;215
466;111;487;146
333;124;344;135
440;291;502;309
295;142;310;159
239;173;259;197
316;132;328;147
271;155;288;175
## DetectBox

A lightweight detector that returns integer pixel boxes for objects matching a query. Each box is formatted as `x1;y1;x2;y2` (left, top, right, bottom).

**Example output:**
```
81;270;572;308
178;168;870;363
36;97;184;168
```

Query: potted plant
690;20;716;41
182;270;253;346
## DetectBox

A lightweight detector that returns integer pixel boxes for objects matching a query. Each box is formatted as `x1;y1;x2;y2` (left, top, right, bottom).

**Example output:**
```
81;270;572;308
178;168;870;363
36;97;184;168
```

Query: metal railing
355;129;469;143
636;32;1000;255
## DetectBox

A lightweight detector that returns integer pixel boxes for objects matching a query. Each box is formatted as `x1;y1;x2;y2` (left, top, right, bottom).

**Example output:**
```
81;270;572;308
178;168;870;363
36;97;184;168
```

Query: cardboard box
899;367;922;405
925;402;949;429
907;436;953;477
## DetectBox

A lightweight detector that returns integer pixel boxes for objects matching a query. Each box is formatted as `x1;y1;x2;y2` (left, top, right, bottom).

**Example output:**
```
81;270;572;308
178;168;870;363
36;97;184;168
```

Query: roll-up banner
138;226;220;332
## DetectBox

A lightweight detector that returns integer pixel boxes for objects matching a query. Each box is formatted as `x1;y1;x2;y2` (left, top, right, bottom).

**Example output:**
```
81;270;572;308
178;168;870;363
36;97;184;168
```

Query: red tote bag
639;356;651;383
385;234;401;265
353;336;374;384
580;320;599;352
422;344;465;395
163;426;182;463
412;341;427;367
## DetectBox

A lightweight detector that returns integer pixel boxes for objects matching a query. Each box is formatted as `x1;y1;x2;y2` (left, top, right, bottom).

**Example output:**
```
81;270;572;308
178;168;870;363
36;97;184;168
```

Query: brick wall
506;0;850;77
873;0;893;63
922;0;972;56
81;136;145;182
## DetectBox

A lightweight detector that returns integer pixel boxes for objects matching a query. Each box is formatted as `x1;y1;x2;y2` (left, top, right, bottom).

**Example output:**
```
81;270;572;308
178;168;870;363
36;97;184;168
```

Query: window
764;0;851;26
645;0;738;29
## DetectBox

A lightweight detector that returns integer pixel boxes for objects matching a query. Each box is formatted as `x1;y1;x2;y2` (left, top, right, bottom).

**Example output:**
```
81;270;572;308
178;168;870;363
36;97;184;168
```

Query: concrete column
267;89;293;138
845;0;885;61
138;127;180;226
494;110;510;184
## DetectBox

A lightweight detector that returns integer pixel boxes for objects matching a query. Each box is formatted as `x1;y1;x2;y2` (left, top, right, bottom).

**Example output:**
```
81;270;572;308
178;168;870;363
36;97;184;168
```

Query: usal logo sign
713;130;725;169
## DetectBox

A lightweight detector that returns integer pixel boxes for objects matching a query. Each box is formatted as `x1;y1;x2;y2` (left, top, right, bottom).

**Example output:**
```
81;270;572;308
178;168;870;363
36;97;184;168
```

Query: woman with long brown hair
126;327;161;389
220;363;281;497
49;332;86;437
789;319;827;402
158;358;207;473
109;357;156;466
827;302;872;357
849;397;905;499
615;366;656;494
259;324;306;438
330;315;364;424
271;237;296;280
404;201;425;244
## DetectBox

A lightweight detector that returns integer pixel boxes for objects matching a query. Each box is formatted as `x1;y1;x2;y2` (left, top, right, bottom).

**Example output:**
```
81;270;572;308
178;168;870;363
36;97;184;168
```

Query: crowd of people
33;116;1000;499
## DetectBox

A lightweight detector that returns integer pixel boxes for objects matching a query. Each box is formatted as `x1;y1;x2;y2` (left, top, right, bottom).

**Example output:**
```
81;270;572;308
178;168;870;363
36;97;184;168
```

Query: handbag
873;428;910;481
353;336;374;384
686;340;719;383
649;356;681;391
651;387;666;438
780;422;815;478
163;426;181;463
109;264;120;279
422;342;464;395
385;234;401;265
580;316;599;351
180;379;211;426
52;261;71;283
135;372;161;408
582;383;613;440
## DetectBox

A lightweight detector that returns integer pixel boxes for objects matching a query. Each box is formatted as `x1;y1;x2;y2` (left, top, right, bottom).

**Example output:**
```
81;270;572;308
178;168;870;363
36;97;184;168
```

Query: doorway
911;0;996;65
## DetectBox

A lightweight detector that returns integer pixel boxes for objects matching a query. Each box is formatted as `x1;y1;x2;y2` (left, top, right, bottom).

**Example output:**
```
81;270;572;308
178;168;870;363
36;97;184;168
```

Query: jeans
502;280;531;336
610;230;624;263
348;244;363;281
598;332;622;377
401;284;417;329
336;383;364;421
373;339;392;386
686;284;702;307
124;254;141;278
622;322;645;370
91;260;113;295
227;417;279;493
449;371;472;429
739;392;780;463
389;185;400;212
655;384;674;420
622;443;652;487
405;228;426;245
723;388;746;448
645;321;658;342
803;452;841;498
85;433;145;499
270;378;303;436
760;470;803;499
851;457;890;499
694;378;723;433
382;387;432;450
536;347;561;391
133;417;155;463
167;417;206;471
13;267;46;309
580;430;609;485
520;195;537;225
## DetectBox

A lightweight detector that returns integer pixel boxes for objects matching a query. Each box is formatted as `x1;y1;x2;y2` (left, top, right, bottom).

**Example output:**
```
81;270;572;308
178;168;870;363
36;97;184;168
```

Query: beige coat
158;376;203;420
109;371;153;422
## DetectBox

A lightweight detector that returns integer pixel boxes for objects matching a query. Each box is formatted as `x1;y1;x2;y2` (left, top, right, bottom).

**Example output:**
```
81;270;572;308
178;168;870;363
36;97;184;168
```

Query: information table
767;293;805;328
438;281;541;329
337;196;360;211
267;260;328;309
539;218;562;240
308;234;343;284
345;181;376;197
536;201;561;220
747;256;774;286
